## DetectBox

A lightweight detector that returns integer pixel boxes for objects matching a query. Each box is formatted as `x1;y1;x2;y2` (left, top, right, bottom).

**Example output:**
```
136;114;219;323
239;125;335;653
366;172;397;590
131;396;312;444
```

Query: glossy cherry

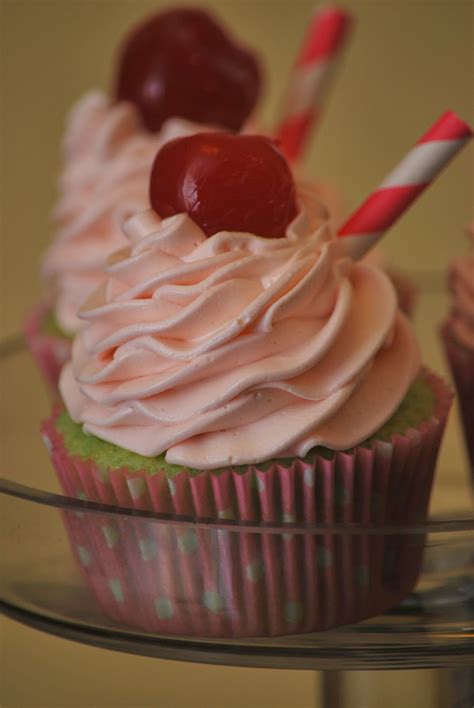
149;133;298;238
115;7;262;133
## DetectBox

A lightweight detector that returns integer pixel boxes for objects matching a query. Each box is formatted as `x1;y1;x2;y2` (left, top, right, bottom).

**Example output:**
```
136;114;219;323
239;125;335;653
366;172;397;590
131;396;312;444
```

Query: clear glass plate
1;335;473;670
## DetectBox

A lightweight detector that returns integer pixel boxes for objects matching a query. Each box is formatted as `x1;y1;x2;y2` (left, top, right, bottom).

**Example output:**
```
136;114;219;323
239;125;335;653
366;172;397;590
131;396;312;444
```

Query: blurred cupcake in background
441;222;474;480
24;6;263;391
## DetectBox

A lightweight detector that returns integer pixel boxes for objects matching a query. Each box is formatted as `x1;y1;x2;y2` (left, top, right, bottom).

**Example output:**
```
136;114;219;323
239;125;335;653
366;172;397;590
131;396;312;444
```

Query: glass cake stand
1;329;473;705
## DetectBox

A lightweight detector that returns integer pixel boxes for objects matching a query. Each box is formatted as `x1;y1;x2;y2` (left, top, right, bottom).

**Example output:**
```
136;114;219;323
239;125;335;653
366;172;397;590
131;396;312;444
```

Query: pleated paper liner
24;303;71;394
441;321;474;479
42;369;452;638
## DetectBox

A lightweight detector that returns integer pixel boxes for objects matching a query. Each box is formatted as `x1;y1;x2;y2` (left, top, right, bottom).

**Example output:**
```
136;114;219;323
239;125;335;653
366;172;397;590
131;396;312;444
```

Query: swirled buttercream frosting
43;91;210;334
60;191;420;469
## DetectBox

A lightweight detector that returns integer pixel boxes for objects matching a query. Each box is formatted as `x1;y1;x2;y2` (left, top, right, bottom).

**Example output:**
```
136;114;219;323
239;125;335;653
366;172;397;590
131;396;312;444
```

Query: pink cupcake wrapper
441;321;474;476
24;304;71;394
42;369;452;637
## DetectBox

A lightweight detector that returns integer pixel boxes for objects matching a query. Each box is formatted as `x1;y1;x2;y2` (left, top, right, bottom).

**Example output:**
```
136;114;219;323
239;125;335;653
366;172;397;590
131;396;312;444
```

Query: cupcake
25;6;262;391
441;224;474;480
43;133;452;637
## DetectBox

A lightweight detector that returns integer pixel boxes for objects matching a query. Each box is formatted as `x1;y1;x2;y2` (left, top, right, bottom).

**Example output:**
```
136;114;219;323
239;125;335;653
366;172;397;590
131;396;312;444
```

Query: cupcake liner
42;369;452;638
24;304;71;393
441;321;474;478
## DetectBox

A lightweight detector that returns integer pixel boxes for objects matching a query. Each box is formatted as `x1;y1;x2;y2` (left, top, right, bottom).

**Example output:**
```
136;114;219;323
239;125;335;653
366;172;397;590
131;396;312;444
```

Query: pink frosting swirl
53;92;143;225
43;91;211;334
448;223;474;350
60;192;420;469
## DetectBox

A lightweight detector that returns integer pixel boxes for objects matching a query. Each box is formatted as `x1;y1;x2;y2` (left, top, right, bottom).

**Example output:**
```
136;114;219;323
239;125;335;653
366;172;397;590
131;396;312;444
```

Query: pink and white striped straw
338;111;472;260
276;4;352;163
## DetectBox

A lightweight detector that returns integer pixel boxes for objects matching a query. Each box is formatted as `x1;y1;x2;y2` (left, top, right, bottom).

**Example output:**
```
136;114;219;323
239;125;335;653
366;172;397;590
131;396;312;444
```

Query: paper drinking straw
338;111;472;260
275;4;352;162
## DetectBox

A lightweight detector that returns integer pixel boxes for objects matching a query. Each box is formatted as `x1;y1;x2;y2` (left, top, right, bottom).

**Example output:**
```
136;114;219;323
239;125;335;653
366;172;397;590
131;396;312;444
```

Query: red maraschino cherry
115;7;262;133
149;133;298;238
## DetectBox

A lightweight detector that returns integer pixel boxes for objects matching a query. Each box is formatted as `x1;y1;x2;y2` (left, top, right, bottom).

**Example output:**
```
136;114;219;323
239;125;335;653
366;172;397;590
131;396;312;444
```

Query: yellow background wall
1;1;472;706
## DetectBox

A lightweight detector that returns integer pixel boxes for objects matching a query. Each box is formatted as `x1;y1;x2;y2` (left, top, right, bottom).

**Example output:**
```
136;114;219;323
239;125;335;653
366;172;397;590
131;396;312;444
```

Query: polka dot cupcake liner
441;322;474;480
42;369;452;637
24;303;71;394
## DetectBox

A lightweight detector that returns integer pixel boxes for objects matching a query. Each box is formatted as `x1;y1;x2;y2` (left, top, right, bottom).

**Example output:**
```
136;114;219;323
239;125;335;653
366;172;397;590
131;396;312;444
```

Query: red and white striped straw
338;111;472;260
276;4;352;163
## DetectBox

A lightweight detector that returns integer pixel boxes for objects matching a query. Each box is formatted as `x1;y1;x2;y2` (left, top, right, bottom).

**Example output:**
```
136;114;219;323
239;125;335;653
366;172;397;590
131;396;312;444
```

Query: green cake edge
53;374;436;478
